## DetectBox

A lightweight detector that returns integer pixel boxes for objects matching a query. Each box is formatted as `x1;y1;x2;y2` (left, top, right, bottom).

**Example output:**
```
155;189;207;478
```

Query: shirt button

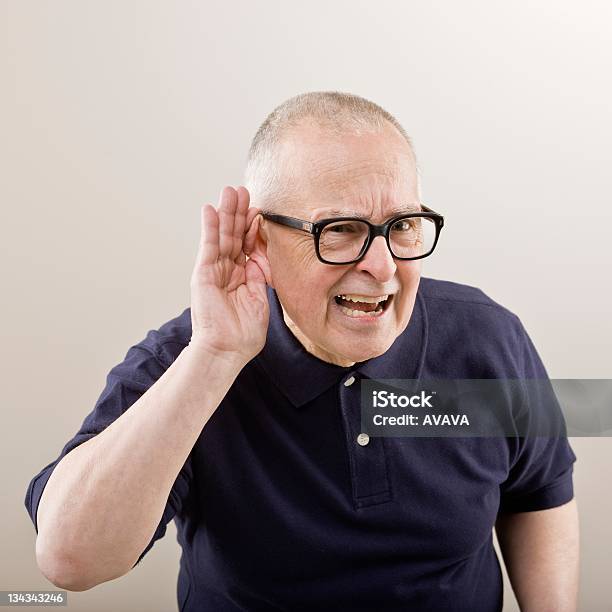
357;433;370;446
344;375;356;387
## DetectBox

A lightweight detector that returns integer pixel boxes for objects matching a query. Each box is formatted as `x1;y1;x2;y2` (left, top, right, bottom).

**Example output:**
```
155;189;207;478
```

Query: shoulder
133;307;192;368
418;277;530;377
419;276;517;315
419;276;522;329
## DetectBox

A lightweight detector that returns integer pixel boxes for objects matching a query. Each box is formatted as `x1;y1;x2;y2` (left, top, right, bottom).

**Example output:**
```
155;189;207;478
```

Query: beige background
2;1;611;610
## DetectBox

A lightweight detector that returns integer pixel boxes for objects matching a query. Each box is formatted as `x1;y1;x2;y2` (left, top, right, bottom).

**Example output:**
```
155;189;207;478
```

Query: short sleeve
24;326;194;567
498;324;577;513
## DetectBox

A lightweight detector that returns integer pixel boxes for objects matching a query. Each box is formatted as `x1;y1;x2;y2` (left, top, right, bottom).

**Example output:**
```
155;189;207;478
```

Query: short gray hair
244;91;420;212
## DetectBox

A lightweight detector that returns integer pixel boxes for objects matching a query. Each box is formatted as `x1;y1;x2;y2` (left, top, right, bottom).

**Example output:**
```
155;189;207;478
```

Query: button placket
339;373;392;509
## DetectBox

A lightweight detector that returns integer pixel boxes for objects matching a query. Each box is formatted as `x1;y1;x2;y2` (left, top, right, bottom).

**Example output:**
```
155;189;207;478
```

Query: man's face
258;120;422;366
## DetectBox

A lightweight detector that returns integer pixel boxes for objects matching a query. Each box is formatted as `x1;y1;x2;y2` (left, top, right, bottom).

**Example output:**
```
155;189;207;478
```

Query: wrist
186;336;250;372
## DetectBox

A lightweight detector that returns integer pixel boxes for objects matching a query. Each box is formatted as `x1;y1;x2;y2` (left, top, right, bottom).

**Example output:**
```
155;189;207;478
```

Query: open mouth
333;293;393;318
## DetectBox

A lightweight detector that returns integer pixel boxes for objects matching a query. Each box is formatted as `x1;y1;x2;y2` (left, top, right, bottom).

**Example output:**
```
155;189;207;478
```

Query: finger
245;205;259;229
231;186;250;260
199;204;219;265
243;210;261;256
245;258;267;295
248;247;273;286
235;250;246;267
217;186;238;257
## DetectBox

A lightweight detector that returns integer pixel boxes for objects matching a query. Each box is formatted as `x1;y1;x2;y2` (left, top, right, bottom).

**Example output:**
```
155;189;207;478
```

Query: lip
330;293;394;323
333;292;396;298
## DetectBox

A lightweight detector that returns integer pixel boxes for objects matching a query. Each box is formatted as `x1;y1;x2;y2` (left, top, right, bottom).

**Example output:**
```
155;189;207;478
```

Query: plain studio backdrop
1;2;611;610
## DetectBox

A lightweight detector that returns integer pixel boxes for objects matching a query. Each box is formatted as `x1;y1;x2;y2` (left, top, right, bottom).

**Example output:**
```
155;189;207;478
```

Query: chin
337;337;395;364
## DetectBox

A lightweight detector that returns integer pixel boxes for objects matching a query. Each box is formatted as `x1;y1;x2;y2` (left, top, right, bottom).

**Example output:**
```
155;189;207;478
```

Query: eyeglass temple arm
260;213;314;233
421;204;444;226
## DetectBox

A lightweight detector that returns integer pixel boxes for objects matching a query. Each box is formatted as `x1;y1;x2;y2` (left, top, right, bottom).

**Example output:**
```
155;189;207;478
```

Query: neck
281;307;356;368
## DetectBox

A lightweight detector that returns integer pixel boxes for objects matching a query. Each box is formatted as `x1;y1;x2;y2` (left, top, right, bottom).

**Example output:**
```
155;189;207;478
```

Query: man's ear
245;213;274;288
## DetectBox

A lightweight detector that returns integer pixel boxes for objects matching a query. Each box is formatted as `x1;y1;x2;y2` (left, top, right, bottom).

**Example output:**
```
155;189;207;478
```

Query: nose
354;235;397;282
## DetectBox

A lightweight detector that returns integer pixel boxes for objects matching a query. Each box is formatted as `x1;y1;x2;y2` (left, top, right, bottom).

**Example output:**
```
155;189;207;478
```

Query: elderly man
26;91;579;611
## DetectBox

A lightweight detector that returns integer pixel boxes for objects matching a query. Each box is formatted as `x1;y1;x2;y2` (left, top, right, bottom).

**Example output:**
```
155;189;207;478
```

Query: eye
391;218;418;232
328;222;362;233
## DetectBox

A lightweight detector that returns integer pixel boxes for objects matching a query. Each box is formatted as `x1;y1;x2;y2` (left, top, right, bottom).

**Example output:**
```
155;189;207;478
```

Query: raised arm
35;186;269;590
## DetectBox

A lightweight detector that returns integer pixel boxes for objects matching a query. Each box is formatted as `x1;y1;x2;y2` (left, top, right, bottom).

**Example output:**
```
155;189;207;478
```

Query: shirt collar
256;284;429;408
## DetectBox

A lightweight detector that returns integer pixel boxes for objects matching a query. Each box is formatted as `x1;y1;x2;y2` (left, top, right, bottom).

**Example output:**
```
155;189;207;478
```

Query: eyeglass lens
318;217;437;263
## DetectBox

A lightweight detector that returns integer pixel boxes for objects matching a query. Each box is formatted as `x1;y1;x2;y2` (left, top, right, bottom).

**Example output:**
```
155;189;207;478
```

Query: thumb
245;258;269;301
248;249;273;287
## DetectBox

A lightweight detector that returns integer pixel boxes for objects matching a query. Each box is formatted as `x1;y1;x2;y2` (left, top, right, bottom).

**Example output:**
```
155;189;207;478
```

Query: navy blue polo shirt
25;277;576;612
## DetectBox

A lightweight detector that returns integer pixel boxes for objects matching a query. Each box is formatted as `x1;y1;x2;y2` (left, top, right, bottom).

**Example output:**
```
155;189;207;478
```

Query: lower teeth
338;304;384;318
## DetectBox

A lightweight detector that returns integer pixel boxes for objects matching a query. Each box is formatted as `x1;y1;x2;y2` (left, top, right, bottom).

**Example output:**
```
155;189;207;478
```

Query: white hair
244;91;421;212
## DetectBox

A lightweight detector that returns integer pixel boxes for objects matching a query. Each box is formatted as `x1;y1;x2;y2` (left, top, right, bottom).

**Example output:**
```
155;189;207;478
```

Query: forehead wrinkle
312;167;417;220
311;203;421;222
306;166;413;211
279;132;419;217
307;157;404;192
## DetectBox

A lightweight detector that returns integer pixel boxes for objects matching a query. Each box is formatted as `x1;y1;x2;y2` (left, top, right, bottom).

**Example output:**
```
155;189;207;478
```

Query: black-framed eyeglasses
260;204;444;265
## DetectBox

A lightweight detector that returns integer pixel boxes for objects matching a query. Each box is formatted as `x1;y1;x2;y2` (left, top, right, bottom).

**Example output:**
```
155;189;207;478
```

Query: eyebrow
316;204;423;219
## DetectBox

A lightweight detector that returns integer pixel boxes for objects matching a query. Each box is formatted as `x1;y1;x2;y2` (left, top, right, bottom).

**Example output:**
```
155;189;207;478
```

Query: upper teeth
336;294;389;304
